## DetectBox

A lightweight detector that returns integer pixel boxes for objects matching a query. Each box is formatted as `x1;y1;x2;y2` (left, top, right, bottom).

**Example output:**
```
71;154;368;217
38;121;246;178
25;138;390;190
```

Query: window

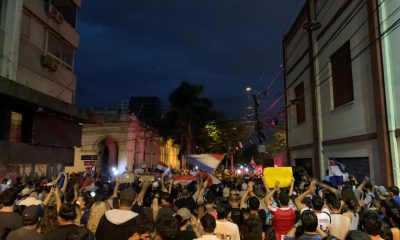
295;82;306;124
52;0;77;28
330;42;354;108
47;31;74;67
21;12;31;38
9;112;22;143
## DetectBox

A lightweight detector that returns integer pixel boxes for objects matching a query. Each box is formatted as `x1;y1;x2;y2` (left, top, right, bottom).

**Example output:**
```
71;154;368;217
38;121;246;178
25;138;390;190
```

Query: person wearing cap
6;205;44;240
95;188;140;240
0;187;23;239
174;207;200;240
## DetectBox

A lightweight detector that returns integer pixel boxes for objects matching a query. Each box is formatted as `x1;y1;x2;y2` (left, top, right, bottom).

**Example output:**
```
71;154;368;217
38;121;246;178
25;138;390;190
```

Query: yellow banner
263;167;293;188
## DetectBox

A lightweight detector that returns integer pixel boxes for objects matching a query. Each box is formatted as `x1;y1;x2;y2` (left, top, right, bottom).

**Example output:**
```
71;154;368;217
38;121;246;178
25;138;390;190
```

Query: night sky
75;0;305;117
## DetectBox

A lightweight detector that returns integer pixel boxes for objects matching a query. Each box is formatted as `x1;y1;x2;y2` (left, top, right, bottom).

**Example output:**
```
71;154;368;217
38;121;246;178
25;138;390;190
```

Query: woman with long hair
39;205;60;234
343;199;360;230
87;201;110;234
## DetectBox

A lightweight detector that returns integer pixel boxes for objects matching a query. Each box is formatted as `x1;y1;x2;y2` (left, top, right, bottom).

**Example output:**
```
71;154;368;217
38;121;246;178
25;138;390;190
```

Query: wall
379;0;400;184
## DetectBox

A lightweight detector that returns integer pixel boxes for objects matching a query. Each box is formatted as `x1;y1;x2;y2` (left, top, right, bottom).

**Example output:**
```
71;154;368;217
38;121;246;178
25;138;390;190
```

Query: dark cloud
75;0;305;114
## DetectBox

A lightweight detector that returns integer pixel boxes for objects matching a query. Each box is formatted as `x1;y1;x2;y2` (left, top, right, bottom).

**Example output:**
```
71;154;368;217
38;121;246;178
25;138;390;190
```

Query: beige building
284;0;400;185
0;0;95;179
66;108;180;174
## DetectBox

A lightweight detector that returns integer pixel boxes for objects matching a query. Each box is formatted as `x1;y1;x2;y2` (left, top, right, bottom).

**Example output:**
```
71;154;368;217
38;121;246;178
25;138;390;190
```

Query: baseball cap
20;187;32;197
22;205;41;225
176;207;192;221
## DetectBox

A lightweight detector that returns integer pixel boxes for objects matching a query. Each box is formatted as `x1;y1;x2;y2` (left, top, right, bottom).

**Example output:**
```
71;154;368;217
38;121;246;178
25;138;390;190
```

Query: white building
284;0;400;185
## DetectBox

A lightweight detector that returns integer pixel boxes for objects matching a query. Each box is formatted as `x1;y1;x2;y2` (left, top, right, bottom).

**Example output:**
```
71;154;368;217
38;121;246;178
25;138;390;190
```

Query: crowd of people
0;166;400;240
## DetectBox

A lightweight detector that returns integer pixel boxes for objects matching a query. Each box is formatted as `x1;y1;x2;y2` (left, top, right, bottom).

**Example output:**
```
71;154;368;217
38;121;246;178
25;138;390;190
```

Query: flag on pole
173;175;197;185
329;159;349;187
155;162;170;174
187;154;225;173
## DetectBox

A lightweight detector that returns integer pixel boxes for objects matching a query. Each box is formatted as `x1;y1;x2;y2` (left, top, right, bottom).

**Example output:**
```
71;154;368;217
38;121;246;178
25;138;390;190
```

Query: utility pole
253;94;266;144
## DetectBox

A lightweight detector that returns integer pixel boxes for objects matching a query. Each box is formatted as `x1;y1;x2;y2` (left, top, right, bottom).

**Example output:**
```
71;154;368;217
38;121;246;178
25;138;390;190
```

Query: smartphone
58;174;65;188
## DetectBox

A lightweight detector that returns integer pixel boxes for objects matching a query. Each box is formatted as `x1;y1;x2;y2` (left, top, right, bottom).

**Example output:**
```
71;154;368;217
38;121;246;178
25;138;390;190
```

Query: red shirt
268;205;296;240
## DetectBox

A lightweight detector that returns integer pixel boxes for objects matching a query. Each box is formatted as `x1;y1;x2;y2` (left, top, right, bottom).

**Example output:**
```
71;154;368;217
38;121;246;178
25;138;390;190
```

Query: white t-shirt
329;214;350;239
301;207;331;233
215;220;240;240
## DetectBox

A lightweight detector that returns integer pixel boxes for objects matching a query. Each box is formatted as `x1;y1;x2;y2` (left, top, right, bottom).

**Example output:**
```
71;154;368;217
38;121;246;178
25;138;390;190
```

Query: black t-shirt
174;230;197;240
43;224;82;240
230;208;242;229
6;227;44;240
0;211;23;239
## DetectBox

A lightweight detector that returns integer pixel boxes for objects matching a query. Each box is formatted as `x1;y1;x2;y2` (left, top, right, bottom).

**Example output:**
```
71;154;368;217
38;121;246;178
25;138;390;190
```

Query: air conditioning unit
47;5;58;18
54;12;64;24
47;5;64;24
41;55;58;72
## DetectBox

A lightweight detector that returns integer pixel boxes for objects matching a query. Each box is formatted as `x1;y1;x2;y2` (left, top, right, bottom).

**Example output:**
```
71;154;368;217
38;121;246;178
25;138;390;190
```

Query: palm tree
161;82;213;167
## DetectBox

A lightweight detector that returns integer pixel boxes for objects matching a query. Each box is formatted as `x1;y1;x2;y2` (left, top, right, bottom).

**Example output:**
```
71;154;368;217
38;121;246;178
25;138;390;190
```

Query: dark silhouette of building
129;97;161;127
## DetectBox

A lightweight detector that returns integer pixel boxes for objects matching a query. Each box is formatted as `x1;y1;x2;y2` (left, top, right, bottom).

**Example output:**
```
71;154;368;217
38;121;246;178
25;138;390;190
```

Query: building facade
66;107;180;174
0;0;95;179
284;0;399;185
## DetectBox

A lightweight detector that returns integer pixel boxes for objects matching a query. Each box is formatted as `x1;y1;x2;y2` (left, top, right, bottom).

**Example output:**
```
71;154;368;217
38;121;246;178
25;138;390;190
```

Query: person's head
155;213;178;240
301;210;318;232
248;196;260;211
200;213;216;234
0;187;18;206
380;199;400;227
228;194;240;207
242;217;264;240
128;215;155;240
345;230;371;240
388;186;400;198
159;192;172;206
40;205;60;234
58;203;77;224
345;199;359;213
360;210;382;236
205;193;216;205
119;188;136;208
175;207;192;227
66;227;95;240
312;195;324;211
87;201;110;234
22;205;42;226
364;182;373;192
180;188;191;198
279;191;290;206
327;196;341;210
216;204;228;219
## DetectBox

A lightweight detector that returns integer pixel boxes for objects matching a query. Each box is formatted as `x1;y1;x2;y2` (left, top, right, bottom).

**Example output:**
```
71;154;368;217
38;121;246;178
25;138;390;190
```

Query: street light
245;86;252;92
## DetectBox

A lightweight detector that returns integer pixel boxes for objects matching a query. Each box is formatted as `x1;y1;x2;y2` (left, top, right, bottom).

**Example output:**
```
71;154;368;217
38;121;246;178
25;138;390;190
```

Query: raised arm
135;181;151;206
356;177;369;195
295;182;316;212
316;180;340;196
196;177;209;204
265;181;280;206
54;188;62;213
289;177;295;196
110;177;121;199
43;190;54;206
240;182;254;209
